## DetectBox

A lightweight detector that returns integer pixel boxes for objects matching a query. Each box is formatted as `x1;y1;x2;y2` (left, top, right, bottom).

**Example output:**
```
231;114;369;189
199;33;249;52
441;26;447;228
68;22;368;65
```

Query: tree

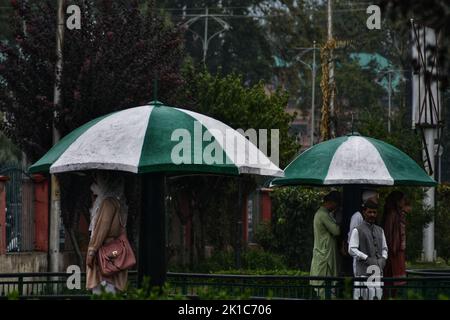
261;0;324;110
380;0;450;88
0;0;185;264
176;65;298;167
261;0;414;139
358;101;435;262
161;0;274;84
167;66;298;268
0;0;185;162
436;185;450;264
333;60;380;133
0;118;21;164
0;0;13;41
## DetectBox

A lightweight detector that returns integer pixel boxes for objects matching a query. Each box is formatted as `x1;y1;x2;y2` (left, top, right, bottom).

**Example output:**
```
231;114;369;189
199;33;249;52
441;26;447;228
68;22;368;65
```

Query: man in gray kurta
348;189;379;276
310;191;341;298
348;199;388;300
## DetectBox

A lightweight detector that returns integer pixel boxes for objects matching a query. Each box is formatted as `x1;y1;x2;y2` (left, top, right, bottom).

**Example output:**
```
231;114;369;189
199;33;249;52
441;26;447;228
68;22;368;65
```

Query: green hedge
262;187;325;270
176;249;289;274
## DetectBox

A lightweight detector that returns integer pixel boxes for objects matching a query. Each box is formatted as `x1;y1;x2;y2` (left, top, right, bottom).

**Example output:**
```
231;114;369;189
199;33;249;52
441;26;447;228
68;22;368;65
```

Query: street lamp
294;41;318;146
377;69;406;133
182;7;231;64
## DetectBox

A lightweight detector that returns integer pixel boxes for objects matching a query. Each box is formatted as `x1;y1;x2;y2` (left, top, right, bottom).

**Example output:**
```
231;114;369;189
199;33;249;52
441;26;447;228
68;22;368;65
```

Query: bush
212;269;309;276
269;187;325;270
436;184;450;264
90;278;186;300
175;248;289;273
242;249;287;271
253;221;276;252
193;251;236;273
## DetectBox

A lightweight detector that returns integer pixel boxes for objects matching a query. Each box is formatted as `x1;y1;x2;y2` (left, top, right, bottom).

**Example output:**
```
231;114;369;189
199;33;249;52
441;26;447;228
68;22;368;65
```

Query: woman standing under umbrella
86;172;130;294
382;191;411;297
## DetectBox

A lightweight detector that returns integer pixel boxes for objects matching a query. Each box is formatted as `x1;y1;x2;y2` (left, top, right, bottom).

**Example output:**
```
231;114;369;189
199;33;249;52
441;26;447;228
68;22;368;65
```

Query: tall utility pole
411;20;442;262
182;7;230;65
311;41;316;146
327;0;335;137
388;71;392;133
203;7;209;63
50;0;65;273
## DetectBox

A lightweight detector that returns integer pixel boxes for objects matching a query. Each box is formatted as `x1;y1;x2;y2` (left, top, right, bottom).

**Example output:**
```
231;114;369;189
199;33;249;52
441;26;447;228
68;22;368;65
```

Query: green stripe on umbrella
29;102;283;177
270;134;436;187
137;104;237;174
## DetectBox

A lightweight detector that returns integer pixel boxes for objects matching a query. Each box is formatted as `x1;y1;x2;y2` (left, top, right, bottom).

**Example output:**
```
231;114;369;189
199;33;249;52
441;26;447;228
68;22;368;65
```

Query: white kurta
348;211;364;275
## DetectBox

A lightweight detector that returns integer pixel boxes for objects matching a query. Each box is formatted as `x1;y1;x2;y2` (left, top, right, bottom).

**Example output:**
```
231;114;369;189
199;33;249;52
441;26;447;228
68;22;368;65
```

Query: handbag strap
108;196;127;234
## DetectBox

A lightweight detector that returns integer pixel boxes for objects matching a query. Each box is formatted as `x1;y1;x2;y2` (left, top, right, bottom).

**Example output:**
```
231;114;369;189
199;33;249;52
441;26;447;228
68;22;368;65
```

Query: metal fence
166;272;450;300
0;165;35;252
1;271;450;300
0;271;139;299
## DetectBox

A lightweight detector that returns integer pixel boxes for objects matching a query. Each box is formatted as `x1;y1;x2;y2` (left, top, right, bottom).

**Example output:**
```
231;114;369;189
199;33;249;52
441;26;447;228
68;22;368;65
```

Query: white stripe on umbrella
324;136;394;185
178;108;282;176
51;105;154;173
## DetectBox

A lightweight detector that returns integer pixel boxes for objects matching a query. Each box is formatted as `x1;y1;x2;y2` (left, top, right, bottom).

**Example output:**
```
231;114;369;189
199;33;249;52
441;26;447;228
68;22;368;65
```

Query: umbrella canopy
29;101;283;177
270;134;436;187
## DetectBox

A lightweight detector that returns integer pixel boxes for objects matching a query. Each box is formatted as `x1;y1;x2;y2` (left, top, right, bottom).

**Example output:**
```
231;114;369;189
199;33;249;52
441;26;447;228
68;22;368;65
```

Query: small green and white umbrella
270;134;436;187
29;101;283;177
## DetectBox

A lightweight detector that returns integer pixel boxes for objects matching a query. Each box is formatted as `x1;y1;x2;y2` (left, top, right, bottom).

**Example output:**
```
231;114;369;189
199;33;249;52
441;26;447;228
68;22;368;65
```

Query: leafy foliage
170;248;288;273
91;277;186;300
356;99;433;261
176;66;298;168
167;68;298;269
161;0;274;84
380;0;450;88
266;187;325;271
436;184;450;264
358;105;423;163
0;0;13;41
0;112;21;163
0;0;184;162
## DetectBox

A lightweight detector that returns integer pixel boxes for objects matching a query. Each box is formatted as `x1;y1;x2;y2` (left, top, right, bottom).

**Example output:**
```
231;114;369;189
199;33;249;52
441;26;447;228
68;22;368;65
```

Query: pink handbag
98;233;136;276
97;208;136;276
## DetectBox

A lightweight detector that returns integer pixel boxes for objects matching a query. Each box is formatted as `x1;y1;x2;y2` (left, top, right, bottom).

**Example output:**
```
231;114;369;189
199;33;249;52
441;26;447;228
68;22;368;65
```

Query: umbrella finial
153;76;158;102
148;73;164;106
351;112;354;135
149;100;164;106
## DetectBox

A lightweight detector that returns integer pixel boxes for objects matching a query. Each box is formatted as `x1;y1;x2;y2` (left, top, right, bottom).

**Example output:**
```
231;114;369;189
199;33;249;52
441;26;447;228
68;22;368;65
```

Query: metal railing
0;272;89;299
0;165;35;253
0;271;138;299
1;271;450;299
167;273;345;299
166;272;450;300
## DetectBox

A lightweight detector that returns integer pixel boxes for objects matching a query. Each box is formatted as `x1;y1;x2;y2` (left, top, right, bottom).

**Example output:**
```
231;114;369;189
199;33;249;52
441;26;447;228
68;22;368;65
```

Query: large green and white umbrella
29;101;283;177
270;134;436;187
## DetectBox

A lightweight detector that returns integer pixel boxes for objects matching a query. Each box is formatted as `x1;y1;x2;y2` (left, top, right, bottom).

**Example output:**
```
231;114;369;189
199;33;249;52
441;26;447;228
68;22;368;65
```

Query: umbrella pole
341;185;362;276
235;177;243;269
138;173;167;290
